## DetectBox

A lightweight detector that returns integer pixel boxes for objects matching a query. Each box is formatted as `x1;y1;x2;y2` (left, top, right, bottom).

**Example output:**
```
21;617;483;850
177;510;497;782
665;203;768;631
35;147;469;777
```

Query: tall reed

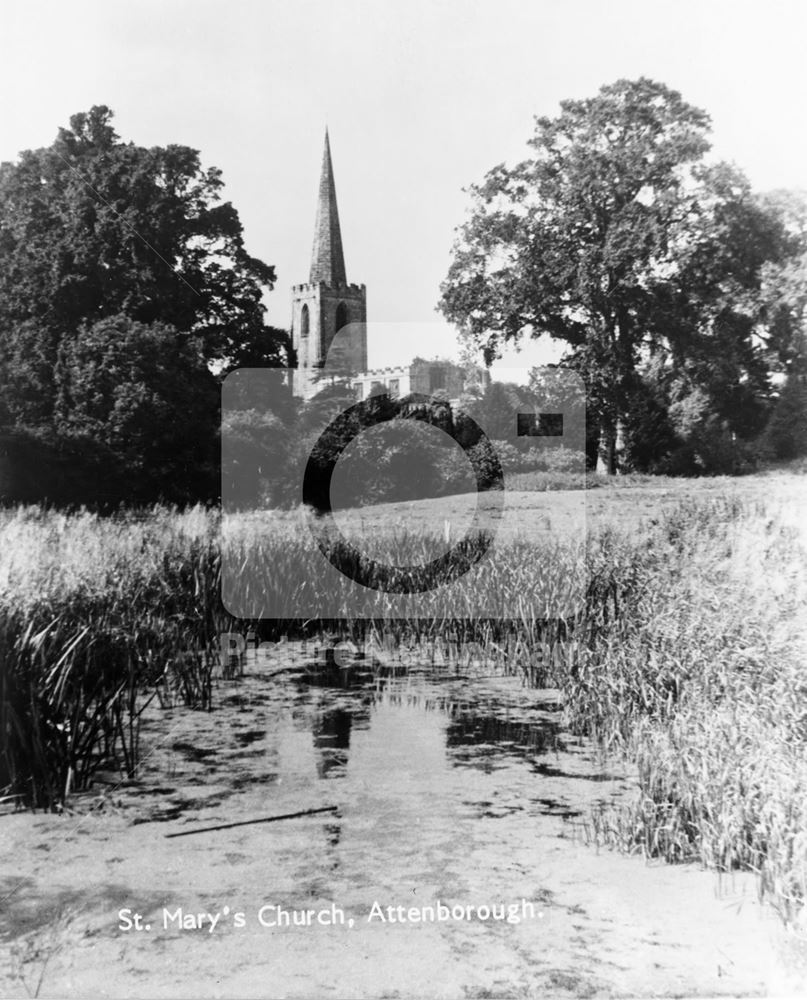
553;495;807;925
0;506;227;810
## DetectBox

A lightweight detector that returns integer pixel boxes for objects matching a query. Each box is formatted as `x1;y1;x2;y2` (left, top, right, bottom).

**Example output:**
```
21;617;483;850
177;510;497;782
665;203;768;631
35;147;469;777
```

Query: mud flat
1;644;801;998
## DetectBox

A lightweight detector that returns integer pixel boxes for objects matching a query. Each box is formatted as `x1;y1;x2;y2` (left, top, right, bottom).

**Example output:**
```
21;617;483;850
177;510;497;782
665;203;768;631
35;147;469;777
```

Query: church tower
291;132;367;392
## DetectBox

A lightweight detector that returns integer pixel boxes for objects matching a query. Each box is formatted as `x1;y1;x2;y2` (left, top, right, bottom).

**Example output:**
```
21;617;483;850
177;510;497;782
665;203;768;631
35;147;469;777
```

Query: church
290;133;484;404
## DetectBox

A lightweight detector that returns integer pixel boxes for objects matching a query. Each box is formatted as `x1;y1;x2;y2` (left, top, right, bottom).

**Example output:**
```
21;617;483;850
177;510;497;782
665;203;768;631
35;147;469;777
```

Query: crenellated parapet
292;281;366;295
359;365;409;377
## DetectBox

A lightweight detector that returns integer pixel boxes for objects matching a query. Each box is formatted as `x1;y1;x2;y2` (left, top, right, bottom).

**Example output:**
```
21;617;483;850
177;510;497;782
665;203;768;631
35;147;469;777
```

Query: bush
489;440;522;473
438;449;476;495
0;426;127;509
466;438;506;490
524;445;588;473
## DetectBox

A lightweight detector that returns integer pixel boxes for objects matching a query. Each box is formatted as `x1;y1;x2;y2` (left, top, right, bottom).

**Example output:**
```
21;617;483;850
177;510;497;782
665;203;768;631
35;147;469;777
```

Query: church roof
309;131;347;286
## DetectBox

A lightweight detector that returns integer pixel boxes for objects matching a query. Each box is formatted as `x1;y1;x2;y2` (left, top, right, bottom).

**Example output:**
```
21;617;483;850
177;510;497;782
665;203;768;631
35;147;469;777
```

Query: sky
2;0;806;379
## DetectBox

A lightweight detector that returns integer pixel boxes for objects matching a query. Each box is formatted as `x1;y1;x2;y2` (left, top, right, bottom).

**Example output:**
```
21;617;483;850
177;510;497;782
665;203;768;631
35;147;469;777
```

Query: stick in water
165;805;339;838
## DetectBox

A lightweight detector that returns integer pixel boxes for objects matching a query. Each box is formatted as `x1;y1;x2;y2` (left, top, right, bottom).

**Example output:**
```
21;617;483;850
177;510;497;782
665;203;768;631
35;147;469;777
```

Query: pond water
128;642;630;841
1;641;786;998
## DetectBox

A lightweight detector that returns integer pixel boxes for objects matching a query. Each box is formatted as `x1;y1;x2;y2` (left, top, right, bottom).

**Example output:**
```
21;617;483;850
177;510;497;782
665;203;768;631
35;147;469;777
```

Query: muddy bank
1;645;802;998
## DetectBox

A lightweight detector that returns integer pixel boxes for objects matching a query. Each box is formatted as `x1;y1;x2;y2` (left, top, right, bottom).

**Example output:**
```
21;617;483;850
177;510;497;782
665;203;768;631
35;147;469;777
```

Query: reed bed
561;495;807;926
0;506;227;810
222;508;585;626
1;503;576;810
1;489;804;927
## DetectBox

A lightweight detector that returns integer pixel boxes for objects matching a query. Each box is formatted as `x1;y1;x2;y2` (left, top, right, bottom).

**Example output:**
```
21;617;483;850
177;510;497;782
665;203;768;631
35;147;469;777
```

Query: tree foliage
2;314;219;504
0;106;284;371
55;314;219;500
0;106;285;503
762;374;807;461
439;78;805;472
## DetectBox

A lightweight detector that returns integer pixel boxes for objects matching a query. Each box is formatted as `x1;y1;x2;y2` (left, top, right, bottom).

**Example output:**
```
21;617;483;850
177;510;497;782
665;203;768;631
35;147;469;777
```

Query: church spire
309;130;347;286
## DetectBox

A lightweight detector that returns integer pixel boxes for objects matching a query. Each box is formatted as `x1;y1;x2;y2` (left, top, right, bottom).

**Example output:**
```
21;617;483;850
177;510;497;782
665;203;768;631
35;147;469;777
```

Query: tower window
300;303;310;338
335;302;348;335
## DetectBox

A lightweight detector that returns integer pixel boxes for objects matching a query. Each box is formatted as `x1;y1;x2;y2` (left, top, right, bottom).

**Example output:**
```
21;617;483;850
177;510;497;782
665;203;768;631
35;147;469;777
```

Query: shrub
523;445;588;473
466;438;505;489
489;440;522;473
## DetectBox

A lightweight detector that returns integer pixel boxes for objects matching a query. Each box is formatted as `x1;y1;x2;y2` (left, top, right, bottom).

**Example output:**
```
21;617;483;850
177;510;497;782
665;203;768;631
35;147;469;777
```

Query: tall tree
0;105;285;389
0;106;288;503
439;78;798;472
659;165;799;439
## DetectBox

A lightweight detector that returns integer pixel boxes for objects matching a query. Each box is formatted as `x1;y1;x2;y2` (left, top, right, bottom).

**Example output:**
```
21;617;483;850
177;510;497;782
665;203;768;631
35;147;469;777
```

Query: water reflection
293;656;565;781
144;647;620;834
312;709;352;779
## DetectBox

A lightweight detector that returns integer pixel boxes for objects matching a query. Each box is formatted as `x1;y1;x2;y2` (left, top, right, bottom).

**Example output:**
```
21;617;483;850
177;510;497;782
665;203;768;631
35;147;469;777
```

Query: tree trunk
615;418;625;475
596;426;615;475
596;418;625;475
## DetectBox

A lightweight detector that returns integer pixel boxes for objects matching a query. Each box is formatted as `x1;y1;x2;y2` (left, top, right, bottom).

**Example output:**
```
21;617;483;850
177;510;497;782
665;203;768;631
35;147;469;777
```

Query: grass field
1;469;805;928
